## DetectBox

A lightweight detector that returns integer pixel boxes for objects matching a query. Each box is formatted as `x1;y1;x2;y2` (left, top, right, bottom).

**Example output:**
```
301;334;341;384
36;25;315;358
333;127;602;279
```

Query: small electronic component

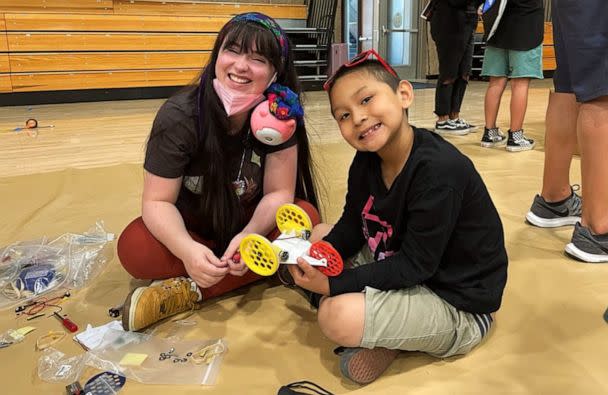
65;381;83;395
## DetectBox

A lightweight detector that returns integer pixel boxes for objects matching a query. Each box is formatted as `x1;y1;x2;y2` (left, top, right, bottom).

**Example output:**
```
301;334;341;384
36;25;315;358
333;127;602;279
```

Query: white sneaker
454;118;478;132
506;129;535;152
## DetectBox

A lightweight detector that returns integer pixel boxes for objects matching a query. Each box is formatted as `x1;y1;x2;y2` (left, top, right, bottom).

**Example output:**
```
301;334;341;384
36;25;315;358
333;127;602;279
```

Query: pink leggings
117;199;320;300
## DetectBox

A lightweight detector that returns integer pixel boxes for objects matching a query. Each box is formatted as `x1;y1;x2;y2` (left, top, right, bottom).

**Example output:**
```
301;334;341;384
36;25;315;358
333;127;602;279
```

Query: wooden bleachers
111;0;306;18
0;15;10;92
542;22;556;71
0;0;307;93
0;0;114;14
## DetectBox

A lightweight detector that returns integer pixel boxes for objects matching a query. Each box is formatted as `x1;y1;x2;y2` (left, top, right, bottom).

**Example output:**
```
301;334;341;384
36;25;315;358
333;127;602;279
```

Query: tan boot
122;277;200;332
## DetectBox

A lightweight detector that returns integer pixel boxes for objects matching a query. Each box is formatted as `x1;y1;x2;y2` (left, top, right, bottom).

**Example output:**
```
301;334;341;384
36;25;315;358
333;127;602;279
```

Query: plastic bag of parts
38;347;119;384
87;329;227;385
37;347;90;383
0;328;26;347
0;221;114;310
62;221;115;289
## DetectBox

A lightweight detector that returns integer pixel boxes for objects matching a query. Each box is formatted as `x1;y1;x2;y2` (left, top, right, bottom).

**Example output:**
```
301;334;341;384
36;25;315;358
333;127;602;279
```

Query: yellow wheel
239;234;281;276
276;204;313;237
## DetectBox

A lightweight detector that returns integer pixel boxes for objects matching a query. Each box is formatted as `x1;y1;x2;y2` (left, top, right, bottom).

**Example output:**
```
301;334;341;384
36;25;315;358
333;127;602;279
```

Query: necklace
232;149;247;197
231;130;250;198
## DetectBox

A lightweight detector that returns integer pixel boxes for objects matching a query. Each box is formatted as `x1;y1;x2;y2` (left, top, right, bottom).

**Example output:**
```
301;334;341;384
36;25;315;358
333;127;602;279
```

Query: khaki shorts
351;248;493;358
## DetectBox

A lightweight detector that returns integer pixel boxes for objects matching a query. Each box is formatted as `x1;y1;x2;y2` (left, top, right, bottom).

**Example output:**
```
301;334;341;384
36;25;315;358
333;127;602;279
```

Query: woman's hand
288;257;330;296
182;241;229;288
221;232;249;276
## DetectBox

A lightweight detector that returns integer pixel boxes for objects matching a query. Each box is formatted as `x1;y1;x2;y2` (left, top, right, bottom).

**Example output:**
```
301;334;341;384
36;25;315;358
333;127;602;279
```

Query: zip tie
190;340;226;365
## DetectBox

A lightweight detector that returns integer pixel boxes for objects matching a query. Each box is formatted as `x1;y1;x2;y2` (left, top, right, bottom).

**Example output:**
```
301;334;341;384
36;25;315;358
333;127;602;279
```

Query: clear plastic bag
37;347;89;383
87;330;227;385
0;328;26;346
62;221;115;289
0;221;114;310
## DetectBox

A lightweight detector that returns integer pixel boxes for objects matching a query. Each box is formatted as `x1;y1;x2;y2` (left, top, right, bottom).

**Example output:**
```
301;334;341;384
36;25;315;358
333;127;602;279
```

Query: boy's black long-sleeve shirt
324;127;508;314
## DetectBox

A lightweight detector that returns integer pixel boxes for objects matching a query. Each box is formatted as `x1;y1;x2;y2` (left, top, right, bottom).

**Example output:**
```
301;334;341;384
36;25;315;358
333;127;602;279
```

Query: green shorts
481;44;544;79
350;247;493;358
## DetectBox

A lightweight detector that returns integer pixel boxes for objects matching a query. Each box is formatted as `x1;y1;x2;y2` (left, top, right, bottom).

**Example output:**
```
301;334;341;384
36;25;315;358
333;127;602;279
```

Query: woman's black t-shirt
144;87;297;237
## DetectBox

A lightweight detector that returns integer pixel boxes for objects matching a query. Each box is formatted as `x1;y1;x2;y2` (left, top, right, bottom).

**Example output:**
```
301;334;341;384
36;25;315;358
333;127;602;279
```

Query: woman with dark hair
117;13;320;331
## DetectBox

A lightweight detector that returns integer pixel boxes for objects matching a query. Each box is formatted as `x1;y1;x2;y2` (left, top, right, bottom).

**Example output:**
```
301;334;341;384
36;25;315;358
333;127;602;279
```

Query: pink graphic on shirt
361;195;395;260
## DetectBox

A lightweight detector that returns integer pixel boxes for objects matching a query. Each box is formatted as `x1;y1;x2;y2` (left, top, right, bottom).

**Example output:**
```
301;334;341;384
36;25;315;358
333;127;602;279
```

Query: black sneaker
525;186;582;227
454;118;478;132
506;129;535;152
565;222;608;263
434;119;469;136
480;127;507;148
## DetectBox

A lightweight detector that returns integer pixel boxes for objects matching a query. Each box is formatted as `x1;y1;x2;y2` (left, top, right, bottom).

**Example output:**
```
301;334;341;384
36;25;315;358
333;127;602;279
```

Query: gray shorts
351;248;493;358
552;0;608;102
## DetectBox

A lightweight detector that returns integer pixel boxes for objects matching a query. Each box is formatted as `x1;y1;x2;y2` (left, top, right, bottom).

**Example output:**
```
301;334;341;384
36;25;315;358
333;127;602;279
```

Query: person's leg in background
505;76;536;152
118;199;320;330
560;0;608;260
484;76;508;129
540;91;579;202
430;9;470;135
482;76;508;138
450;24;478;130
504;44;543;152
434;76;470;135
480;45;508;147
566;96;608;262
528;0;608;262
576;96;608;234
526;2;581;227
450;77;468;121
435;78;453;124
508;78;530;132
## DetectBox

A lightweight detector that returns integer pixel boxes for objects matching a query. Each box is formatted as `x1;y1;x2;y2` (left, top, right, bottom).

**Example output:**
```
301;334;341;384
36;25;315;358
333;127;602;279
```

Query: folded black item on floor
278;380;333;395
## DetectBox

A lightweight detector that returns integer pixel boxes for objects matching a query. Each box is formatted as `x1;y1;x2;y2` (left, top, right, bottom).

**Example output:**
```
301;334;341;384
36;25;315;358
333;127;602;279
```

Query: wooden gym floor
0;80;607;394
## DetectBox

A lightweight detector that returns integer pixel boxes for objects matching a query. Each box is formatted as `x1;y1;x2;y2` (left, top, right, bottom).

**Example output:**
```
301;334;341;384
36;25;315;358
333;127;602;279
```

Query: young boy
480;0;544;151
287;51;508;385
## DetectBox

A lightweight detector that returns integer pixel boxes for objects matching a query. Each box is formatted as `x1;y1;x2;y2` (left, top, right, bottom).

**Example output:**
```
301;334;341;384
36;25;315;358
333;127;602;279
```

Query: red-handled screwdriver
52;312;78;332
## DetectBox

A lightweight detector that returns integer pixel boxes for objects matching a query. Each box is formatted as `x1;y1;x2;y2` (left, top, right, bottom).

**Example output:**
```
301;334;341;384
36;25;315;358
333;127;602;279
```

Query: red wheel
309;241;343;277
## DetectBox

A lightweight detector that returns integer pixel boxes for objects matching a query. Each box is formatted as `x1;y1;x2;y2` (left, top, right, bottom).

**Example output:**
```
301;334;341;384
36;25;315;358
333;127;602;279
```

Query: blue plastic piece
17;264;55;293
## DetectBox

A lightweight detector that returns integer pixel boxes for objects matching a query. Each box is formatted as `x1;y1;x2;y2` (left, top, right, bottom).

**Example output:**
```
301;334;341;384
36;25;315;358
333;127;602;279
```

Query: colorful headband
266;83;304;121
231;12;288;65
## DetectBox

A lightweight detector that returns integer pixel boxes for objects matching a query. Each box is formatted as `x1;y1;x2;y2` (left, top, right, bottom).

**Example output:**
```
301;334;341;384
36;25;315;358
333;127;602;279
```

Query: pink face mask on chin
213;78;266;117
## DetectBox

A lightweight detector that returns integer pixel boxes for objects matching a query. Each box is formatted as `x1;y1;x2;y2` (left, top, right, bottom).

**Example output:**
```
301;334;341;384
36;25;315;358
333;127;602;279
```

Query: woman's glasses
323;49;399;91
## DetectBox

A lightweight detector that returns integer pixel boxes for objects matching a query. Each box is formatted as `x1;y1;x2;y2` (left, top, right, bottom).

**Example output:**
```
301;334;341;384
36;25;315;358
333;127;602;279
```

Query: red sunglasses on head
323;49;399;91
